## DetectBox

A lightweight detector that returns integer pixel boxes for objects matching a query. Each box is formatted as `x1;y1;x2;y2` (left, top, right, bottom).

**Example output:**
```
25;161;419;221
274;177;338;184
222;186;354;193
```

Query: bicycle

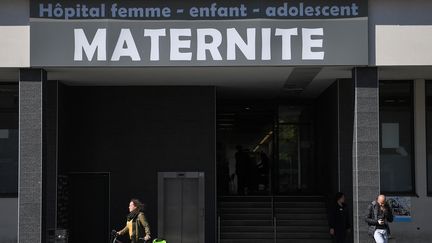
110;230;155;243
110;230;123;243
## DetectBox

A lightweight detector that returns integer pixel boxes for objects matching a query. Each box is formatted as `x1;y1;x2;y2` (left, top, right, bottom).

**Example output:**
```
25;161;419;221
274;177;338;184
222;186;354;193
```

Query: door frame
158;172;205;243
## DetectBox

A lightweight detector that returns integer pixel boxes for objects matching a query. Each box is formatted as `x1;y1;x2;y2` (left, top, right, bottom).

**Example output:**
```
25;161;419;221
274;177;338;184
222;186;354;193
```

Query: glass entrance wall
277;106;314;194
277;123;299;193
216;103;316;196
216;103;275;196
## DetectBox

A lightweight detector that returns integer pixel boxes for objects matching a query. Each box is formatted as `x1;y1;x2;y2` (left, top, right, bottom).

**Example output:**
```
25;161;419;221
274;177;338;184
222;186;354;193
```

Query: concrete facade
352;68;380;243
1;1;432;243
18;69;45;243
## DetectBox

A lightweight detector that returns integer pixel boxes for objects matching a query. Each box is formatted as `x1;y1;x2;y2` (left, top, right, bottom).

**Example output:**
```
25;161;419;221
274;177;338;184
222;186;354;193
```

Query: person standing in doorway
235;145;247;195
328;192;351;243
365;194;394;243
245;149;259;194
117;199;151;243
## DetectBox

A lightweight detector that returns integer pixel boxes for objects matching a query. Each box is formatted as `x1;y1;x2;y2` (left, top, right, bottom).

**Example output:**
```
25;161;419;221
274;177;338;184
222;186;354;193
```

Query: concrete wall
352;68;380;243
18;70;45;243
0;0;29;68
369;0;432;66
0;198;18;243
0;26;30;67
58;86;216;243
375;26;432;66
0;0;29;26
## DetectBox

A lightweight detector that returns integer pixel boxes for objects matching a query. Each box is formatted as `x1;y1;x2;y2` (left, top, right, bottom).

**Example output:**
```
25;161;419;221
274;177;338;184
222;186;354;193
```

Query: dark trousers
333;230;347;243
237;174;246;195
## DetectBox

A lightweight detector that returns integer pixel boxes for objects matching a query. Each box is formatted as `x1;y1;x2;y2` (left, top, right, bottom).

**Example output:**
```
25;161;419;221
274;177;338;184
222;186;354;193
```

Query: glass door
216;103;315;196
275;105;314;194
277;124;300;193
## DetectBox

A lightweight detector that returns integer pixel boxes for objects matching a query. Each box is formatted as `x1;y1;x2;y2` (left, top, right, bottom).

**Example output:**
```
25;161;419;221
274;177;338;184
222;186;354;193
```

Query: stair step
274;196;326;201
222;214;273;220
219;202;271;208
221;214;326;221
275;208;327;214
221;232;331;239
220;208;272;214
221;225;329;233
221;239;332;243
220;208;327;214
274;202;326;208
221;232;274;239
276;214;327;220
221;226;273;233
218;196;330;242
277;232;331;239
221;220;273;226
277;219;328;226
220;239;274;243
277;226;329;232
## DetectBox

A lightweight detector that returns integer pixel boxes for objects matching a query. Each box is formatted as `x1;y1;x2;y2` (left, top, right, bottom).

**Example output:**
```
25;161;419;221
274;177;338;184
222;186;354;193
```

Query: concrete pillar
352;67;380;243
18;69;46;243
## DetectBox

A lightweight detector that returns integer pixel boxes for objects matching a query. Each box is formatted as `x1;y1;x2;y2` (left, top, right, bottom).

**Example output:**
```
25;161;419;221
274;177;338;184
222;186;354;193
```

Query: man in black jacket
365;194;393;243
328;192;351;243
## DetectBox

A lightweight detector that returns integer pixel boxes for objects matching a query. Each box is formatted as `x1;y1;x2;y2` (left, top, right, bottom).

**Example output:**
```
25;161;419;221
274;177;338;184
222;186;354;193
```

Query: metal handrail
273;216;277;243
217;216;221;243
271;196;274;219
272;196;277;243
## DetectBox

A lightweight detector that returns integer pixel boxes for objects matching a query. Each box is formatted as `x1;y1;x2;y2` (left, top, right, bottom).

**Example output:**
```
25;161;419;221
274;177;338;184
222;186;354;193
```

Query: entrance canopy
41;66;352;99
4;66;432;99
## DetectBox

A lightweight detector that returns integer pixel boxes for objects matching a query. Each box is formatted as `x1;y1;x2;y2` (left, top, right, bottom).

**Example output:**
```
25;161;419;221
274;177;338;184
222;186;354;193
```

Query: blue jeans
374;229;388;243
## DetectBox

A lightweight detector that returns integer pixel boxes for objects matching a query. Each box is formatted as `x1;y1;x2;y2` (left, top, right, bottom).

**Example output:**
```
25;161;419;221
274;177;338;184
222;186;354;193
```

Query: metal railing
217;216;221;243
273;216;277;243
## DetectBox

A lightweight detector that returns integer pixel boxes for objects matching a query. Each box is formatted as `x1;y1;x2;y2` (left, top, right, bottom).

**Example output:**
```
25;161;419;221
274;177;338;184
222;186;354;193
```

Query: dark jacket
365;201;393;236
328;202;350;232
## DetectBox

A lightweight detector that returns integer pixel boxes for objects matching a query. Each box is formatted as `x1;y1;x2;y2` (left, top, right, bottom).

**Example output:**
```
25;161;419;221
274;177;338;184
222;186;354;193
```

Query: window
426;81;432;196
379;81;415;194
0;84;18;196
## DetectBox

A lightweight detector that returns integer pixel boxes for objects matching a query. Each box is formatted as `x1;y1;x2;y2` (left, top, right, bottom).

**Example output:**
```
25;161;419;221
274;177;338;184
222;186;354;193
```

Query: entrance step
220;240;332;243
218;196;331;242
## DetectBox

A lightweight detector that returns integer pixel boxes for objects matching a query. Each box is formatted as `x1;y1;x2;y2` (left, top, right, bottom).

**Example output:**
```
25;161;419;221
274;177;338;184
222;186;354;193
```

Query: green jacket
119;212;151;241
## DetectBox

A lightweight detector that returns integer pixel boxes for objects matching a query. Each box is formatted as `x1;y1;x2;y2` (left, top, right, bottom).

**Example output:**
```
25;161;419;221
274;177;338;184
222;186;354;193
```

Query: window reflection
0;85;18;195
379;81;414;194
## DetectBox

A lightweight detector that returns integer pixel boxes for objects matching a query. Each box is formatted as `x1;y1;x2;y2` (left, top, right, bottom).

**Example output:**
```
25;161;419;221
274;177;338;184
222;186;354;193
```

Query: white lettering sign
73;27;325;62
74;28;106;61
